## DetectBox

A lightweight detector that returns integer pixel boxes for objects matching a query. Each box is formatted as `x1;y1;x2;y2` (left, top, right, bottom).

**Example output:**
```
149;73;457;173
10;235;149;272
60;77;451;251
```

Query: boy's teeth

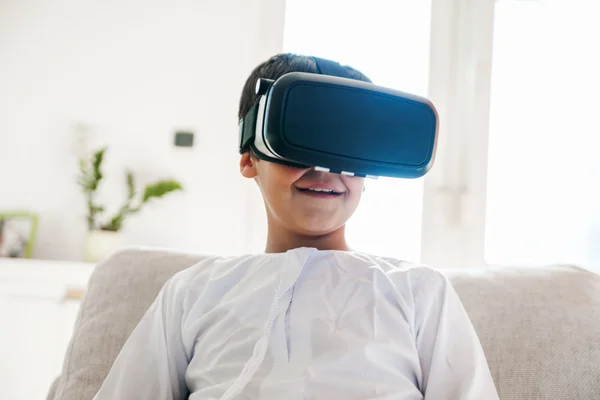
298;187;340;194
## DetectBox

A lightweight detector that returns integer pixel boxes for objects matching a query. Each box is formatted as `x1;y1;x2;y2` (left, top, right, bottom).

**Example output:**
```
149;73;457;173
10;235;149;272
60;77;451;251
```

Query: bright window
283;0;432;261
485;0;600;268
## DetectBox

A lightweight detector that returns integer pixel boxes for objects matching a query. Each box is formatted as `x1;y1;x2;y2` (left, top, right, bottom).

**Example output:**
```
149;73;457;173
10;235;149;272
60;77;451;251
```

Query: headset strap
312;56;348;77
239;57;345;153
238;100;260;152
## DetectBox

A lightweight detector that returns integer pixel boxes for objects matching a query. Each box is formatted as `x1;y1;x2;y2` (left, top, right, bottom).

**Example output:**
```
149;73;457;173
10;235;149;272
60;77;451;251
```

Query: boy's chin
295;220;345;237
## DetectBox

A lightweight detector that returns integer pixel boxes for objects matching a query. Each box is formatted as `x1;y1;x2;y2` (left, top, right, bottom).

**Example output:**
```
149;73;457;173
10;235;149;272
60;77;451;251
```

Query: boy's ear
240;152;258;179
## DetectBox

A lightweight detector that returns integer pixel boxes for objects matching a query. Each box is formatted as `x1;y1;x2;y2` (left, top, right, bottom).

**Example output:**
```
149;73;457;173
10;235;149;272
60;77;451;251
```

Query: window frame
422;0;497;268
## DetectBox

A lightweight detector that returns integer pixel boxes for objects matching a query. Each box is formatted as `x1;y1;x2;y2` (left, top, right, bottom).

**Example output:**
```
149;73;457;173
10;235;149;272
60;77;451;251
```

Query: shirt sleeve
92;274;192;400
412;269;499;400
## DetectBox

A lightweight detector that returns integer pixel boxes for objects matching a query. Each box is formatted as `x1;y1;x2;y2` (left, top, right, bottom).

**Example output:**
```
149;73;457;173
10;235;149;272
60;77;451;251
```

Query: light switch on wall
174;131;195;148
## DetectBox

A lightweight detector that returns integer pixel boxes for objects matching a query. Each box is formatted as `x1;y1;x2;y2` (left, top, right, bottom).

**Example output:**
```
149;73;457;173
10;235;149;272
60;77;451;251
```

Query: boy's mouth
295;187;344;197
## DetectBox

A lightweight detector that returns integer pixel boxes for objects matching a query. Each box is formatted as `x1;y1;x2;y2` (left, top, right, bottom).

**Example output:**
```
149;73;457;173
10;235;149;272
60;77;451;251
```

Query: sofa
48;248;600;399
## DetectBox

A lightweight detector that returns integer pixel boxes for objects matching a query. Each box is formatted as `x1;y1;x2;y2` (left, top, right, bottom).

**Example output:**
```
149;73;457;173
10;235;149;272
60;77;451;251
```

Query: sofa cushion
447;265;600;399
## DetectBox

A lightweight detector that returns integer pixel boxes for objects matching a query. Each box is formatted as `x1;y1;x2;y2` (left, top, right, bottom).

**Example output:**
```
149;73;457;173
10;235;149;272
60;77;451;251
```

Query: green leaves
77;147;183;232
77;148;107;229
77;148;106;193
126;171;136;201
90;204;105;214
91;148;104;189
142;180;183;203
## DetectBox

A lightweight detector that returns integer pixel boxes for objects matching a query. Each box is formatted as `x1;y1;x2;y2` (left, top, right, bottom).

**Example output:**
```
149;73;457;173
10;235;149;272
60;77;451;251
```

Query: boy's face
240;153;364;236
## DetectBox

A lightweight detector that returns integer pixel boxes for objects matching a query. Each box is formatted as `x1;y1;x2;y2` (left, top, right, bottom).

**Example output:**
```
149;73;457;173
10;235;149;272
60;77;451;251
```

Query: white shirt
93;248;499;400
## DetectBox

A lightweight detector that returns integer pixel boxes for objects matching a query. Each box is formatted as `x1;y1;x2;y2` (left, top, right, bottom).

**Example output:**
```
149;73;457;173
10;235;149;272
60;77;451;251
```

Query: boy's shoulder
363;252;443;276
365;253;451;296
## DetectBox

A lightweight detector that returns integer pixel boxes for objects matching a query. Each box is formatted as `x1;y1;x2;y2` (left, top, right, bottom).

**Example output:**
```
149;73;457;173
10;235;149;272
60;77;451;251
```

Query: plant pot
84;230;122;263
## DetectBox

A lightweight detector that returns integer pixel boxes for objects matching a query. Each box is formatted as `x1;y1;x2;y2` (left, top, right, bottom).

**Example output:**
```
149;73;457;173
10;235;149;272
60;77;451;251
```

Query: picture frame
0;211;39;259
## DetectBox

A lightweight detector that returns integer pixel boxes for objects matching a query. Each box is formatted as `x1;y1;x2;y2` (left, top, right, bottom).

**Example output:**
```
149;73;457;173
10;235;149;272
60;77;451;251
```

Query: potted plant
77;148;183;262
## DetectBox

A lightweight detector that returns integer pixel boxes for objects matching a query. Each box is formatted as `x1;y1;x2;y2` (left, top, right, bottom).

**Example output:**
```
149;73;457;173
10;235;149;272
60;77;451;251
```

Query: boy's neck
265;223;349;253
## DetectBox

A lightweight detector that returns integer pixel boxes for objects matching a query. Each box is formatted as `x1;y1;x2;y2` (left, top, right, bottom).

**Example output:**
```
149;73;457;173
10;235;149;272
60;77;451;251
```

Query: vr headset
238;57;438;179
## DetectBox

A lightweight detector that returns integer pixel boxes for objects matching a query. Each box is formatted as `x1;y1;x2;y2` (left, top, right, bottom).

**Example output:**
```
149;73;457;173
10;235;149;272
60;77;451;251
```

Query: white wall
0;0;285;260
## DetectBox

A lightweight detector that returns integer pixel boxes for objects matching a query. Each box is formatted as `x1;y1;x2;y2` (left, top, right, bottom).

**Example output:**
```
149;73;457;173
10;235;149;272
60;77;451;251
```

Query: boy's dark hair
238;53;372;120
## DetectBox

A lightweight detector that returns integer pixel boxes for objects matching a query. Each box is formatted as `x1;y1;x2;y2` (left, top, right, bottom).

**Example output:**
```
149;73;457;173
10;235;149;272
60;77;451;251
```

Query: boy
93;53;499;399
